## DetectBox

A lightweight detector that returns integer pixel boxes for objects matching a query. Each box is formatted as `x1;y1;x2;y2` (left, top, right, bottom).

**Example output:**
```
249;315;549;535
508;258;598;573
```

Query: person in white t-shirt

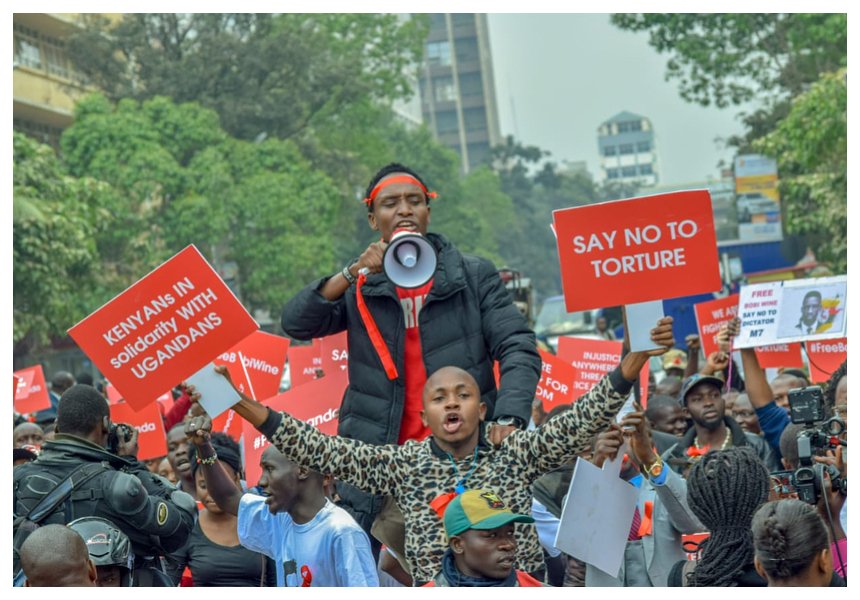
184;416;378;587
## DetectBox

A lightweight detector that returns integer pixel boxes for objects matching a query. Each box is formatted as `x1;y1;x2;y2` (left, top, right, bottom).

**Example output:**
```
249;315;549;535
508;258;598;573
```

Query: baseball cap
661;349;688;372
443;489;534;537
680;373;725;406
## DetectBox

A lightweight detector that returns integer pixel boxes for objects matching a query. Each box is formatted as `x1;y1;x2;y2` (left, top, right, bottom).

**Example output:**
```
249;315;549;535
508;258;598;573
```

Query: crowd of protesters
13;164;847;587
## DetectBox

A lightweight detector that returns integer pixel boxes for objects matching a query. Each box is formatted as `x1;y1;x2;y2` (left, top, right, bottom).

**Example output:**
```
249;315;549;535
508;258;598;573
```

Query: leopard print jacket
259;366;632;584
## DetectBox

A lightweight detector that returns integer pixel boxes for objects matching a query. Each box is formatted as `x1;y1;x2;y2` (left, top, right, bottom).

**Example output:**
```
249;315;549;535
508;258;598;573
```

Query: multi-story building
597;111;659;186
13;13;120;150
415;13;502;173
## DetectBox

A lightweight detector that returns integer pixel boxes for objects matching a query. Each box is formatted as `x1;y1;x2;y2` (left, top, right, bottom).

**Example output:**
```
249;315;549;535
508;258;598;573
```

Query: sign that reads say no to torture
552;190;721;312
68;245;258;411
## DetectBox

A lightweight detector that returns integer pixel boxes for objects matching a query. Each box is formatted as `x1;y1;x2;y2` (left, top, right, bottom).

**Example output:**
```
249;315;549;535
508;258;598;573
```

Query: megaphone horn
382;230;437;289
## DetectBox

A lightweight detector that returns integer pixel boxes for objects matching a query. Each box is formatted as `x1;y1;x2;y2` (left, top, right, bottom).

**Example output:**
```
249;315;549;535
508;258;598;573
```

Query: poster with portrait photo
734;275;846;349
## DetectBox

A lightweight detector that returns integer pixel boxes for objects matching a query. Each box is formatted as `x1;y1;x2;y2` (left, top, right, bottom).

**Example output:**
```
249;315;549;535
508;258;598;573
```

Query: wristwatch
341;260;358;285
645;455;664;478
496;416;525;429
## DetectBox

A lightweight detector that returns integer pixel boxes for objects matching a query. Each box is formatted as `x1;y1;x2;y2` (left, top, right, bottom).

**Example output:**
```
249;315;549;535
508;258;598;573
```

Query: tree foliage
13;133;114;349
610;14;847;109
753;70;847;273
66;14;427;142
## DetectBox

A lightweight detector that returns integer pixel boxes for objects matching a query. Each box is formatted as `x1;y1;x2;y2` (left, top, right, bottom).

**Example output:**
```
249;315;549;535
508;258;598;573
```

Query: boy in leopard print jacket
189;317;674;585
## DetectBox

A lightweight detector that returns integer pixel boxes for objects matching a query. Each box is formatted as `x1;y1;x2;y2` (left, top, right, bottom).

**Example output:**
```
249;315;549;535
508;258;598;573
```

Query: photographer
13;384;195;583
777;425;847;578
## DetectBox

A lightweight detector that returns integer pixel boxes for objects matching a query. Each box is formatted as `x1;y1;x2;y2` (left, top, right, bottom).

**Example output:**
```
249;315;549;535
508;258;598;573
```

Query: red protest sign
13;365;50;414
694;294;740;358
242;373;347;485
319;331;349;384
556;336;649;406
68;245;258;411
110;401;167;461
806;338;847;383
106;383;123;404
288;344;324;388
754;343;804;369
216;331;290;401
536;350;579;411
553;190;721;311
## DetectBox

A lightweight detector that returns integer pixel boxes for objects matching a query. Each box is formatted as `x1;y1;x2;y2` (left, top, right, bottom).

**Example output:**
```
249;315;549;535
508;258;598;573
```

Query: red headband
363;175;438;207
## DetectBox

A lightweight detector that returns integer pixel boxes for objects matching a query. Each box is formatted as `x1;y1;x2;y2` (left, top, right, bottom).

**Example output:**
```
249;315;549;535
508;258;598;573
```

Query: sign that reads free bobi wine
68;245;258;411
553;190;721;312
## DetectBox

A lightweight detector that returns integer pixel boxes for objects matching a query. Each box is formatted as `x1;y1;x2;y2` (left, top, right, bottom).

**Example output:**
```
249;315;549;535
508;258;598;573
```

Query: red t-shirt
396;279;433;444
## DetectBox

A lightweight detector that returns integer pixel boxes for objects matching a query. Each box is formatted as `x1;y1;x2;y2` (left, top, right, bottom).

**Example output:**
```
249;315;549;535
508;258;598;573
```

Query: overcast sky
487;13;753;185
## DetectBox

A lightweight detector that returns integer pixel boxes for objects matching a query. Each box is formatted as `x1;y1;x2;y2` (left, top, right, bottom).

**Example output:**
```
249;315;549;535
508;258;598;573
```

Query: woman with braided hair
667;447;769;586
752;499;843;586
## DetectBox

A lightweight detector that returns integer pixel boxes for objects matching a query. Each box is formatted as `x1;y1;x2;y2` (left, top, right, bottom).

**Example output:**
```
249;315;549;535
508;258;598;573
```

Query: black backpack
13;461;110;579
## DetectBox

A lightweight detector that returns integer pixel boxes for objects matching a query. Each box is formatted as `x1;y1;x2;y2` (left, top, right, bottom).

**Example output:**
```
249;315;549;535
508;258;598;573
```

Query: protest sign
554;444;639;576
806;338;847;384
188;362;242;420
105;383;123;404
68;245;258;411
215;331;290;401
242;373;347;485
319;331;349;384
13;365;49;414
694;294;740;357
110;401;167;461
288;344;324;388
536;350;579;411
625;300;664;352
735;276;846;349
556;337;649;406
552;190;721;312
208;357;254;441
754;343;804;369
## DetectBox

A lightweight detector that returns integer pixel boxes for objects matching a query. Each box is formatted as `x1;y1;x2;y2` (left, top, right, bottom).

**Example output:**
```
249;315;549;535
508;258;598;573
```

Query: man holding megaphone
281;164;541;568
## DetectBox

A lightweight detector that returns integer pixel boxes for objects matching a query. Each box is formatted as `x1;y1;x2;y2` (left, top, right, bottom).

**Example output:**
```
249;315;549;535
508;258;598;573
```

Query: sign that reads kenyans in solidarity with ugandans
552;190;721;312
68;245;258;411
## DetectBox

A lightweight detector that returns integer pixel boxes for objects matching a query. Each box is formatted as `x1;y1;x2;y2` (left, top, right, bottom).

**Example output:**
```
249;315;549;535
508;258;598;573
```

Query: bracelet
341;262;357;285
196;452;218;465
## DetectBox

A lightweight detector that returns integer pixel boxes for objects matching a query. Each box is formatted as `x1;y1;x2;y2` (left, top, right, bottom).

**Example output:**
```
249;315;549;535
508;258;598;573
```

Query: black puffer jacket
281;232;541;445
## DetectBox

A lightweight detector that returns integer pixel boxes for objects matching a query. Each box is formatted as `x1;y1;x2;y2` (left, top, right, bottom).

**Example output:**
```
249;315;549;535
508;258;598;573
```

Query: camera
786;386;846;506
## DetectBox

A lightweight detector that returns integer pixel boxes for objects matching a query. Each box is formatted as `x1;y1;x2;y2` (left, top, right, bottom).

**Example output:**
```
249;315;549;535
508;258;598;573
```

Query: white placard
735;275;847;348
625;300;664;352
553;446;639;577
186;362;241;419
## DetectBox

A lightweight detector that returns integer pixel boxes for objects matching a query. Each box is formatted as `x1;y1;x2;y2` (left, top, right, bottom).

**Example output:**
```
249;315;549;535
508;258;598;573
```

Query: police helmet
67;516;134;586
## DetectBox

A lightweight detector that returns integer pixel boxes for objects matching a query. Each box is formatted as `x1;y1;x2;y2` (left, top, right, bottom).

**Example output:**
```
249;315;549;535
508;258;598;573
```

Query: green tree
59;93;342;319
610;14;847;109
66;14;427;142
753;70;847;273
13;133;114;351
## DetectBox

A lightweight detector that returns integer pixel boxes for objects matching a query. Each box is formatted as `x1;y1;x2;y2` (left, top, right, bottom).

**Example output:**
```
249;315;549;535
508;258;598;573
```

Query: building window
14;22;76;80
14;118;64;151
428;14;446;30
463;107;487;132
606;168;619;179
434;76;456;102
636;141;651;152
458;72;483;98
436;110;459;134
603;145;617;156
621;166;638;177
617;120;642;133
639;164;653;175
619;143;634;155
467;142;491;167
427;41;451;66
454;37;480;63
452;14;475;28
